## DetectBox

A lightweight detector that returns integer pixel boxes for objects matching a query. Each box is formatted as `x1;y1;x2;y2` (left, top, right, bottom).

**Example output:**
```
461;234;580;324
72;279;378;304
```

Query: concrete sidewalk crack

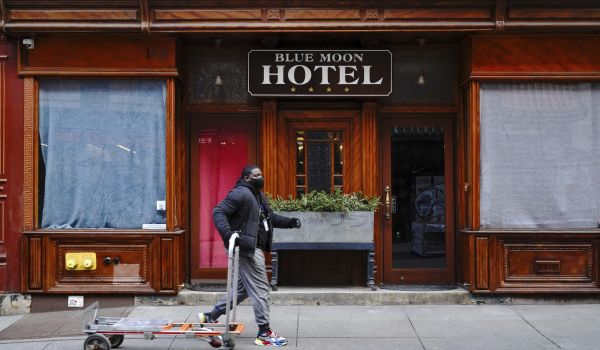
406;314;426;350
513;308;563;349
295;308;300;349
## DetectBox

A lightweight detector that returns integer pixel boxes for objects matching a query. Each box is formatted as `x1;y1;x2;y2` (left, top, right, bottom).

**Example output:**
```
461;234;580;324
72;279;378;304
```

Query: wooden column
0;37;25;292
362;102;380;283
361;102;377;197
467;81;480;230
260;100;278;195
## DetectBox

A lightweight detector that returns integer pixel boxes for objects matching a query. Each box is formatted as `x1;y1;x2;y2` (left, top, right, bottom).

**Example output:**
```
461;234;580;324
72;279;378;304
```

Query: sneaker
255;329;288;346
198;312;217;324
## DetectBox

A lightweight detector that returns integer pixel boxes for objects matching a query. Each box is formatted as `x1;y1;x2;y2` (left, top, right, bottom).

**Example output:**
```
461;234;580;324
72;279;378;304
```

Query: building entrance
381;116;455;284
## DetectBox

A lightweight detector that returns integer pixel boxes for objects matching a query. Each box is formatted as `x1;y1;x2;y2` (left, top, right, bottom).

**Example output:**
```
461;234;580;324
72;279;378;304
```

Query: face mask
248;177;265;190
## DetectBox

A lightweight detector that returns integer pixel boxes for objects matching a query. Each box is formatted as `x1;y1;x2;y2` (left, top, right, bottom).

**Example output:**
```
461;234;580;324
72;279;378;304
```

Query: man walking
199;165;301;347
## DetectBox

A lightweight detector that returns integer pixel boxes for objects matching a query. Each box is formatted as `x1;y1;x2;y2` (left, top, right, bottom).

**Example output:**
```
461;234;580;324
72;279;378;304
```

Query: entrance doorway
189;116;257;280
381;116;455;284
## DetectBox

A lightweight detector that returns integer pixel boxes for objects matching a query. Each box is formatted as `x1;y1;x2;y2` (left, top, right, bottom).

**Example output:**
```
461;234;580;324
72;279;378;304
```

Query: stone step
135;285;475;306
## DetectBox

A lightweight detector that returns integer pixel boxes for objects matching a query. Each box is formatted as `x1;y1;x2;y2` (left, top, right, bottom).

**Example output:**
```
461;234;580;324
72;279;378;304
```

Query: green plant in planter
267;188;380;213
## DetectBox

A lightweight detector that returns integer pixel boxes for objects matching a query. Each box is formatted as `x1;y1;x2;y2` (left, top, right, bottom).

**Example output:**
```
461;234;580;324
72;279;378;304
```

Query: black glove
290;218;301;229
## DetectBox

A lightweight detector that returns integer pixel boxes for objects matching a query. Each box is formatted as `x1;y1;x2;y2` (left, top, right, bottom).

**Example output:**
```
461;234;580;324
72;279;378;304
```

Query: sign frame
247;49;393;97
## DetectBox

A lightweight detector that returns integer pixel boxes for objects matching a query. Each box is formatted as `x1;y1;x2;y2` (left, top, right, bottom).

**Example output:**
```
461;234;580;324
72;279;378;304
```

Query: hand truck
82;233;244;350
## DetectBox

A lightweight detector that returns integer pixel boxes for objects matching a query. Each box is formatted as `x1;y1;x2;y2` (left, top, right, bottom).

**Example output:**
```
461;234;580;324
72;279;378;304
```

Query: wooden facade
0;1;599;295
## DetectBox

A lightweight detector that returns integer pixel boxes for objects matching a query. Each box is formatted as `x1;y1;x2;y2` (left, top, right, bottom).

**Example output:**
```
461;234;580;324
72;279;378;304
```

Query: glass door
381;116;455;284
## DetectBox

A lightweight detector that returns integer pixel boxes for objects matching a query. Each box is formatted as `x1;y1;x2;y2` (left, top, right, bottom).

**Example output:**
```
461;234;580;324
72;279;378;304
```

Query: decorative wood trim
509;9;600;20
495;0;506;31
464;35;600;80
463;230;600;293
0;202;4;242
18;37;178;77
2;3;600;33
285;9;361;21
161;238;173;289
9;9;138;21
154;9;262;21
361;102;379;283
166;78;176;230
0;1;5;32
502;243;593;282
140;0;150;33
0;61;4;175
475;236;489;289
23;77;35;231
260;101;277;194
384;8;492;20
184;104;261;114
23;231;183;293
28;236;42;290
378;105;458;114
468;81;480;231
147;20;496;32
361;102;377;197
57;243;149;283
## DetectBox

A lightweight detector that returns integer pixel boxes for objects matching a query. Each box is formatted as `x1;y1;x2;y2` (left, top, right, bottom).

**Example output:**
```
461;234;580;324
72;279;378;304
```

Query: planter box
271;211;376;290
273;211;374;243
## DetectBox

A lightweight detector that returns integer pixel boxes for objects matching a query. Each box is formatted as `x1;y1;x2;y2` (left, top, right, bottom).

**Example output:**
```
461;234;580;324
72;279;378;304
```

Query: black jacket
213;179;294;257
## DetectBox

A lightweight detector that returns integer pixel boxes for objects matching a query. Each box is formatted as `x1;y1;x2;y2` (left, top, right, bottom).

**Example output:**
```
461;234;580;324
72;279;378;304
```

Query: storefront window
480;83;600;228
38;79;167;229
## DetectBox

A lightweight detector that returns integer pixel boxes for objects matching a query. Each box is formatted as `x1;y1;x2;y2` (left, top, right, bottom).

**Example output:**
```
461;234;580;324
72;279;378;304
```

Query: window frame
23;77;180;232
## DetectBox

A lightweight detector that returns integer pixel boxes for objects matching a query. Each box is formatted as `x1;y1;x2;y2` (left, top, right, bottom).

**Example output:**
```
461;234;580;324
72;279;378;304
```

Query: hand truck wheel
208;335;223;348
107;334;124;348
84;333;112;350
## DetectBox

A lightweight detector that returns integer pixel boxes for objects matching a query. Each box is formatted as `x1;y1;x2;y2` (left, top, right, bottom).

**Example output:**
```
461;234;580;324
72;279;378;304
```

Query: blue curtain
39;79;166;229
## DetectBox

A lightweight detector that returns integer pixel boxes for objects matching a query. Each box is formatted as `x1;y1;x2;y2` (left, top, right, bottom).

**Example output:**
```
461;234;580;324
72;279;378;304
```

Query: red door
189;116;257;280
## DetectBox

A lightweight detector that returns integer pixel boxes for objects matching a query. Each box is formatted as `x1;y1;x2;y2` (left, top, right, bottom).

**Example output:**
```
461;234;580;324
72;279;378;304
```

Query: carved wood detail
363;9;381;21
23;77;34;231
56;243;150;283
463;230;600;293
23;231;183;294
502;242;593;282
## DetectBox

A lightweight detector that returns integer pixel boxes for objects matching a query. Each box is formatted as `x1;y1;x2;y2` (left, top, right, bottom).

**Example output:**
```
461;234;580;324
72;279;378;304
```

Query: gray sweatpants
212;248;271;326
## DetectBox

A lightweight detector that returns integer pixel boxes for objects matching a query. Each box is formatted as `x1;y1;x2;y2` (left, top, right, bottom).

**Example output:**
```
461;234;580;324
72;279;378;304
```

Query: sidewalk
0;303;599;349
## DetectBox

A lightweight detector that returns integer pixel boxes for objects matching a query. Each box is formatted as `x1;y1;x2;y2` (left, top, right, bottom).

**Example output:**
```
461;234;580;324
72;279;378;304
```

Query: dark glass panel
307;140;331;192
390;125;446;269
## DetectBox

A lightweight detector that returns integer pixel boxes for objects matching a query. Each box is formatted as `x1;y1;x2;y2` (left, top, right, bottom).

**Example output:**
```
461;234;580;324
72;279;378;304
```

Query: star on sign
290;87;296;93
326;87;332;92
344;87;350;93
308;87;314;92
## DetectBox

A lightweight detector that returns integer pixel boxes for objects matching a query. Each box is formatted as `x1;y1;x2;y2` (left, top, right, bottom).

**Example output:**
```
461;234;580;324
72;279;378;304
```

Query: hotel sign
248;50;392;97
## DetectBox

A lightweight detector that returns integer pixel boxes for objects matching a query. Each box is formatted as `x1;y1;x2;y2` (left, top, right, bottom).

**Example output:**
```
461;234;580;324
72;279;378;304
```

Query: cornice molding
1;2;599;33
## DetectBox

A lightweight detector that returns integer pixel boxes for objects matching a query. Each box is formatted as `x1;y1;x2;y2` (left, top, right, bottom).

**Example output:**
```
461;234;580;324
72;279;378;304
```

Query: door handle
384;186;391;220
